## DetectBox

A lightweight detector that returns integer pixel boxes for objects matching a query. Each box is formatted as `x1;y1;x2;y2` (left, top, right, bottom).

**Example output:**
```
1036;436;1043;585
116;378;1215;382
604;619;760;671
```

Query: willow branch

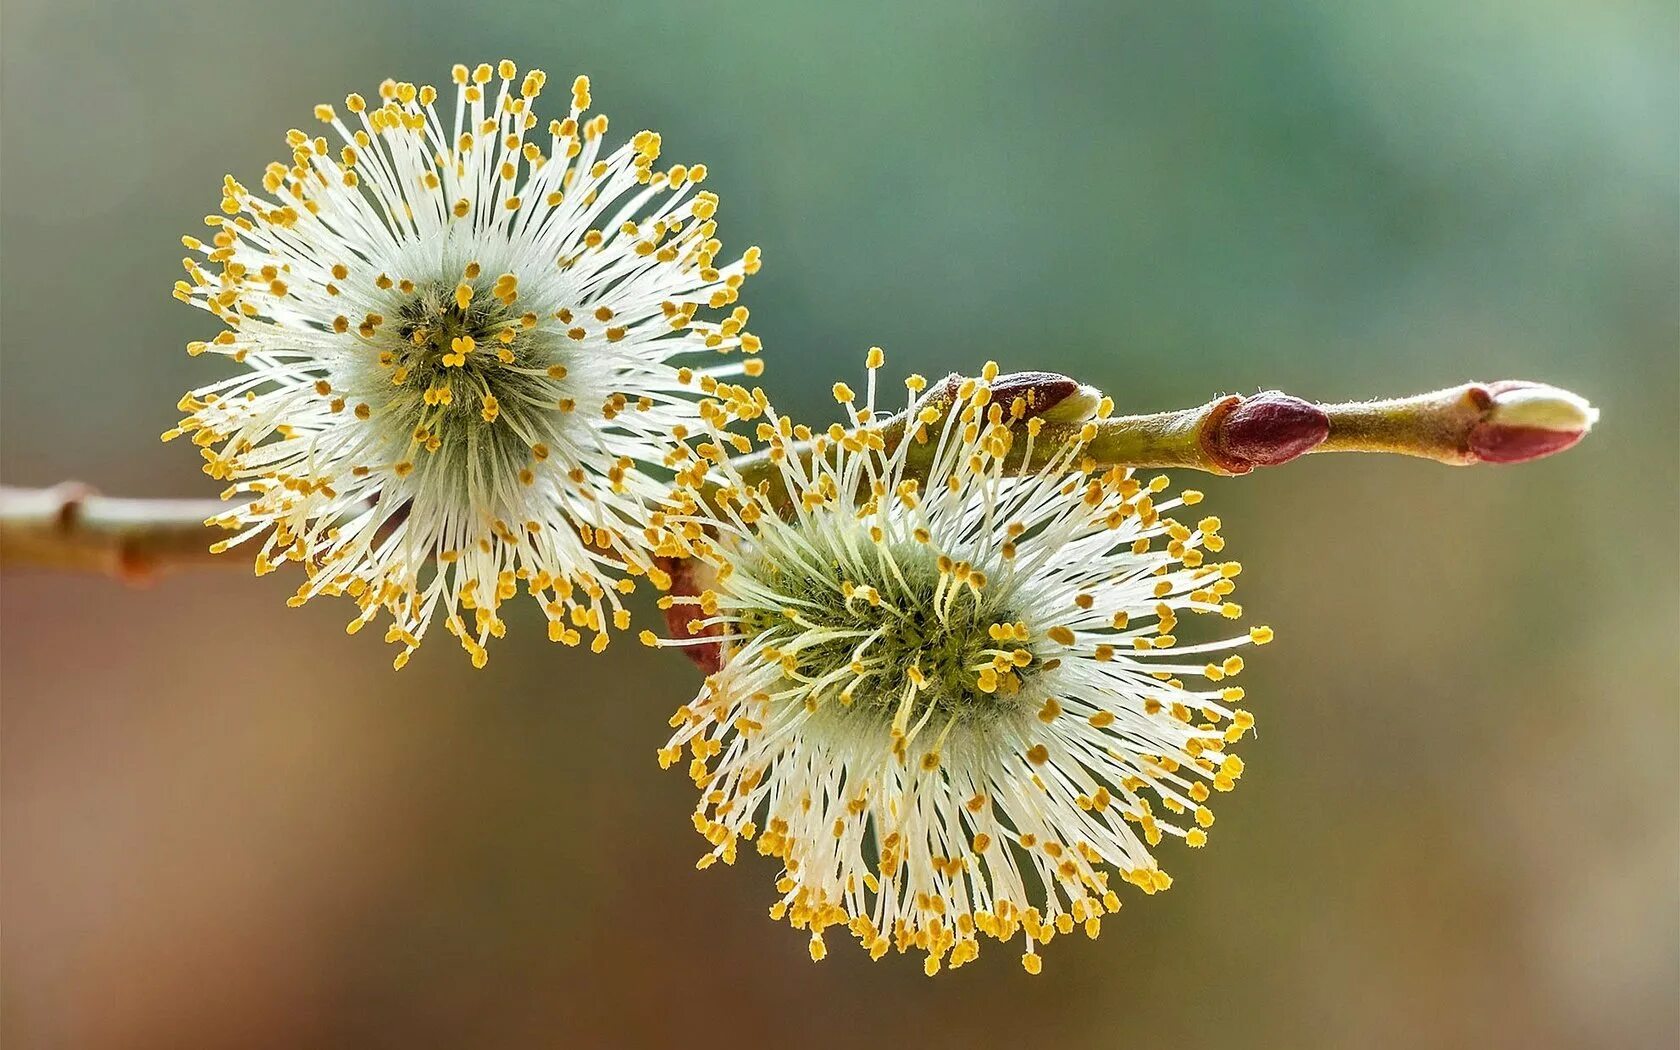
0;484;229;581
725;374;1598;506
0;376;1595;580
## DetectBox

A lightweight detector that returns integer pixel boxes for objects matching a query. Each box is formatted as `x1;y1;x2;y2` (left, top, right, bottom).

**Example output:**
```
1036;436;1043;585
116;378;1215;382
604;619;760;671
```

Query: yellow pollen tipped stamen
170;61;762;667
651;359;1259;974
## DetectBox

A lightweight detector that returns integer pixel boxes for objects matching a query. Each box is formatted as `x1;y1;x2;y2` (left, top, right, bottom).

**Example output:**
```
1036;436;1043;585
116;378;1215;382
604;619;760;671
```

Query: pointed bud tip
1469;382;1598;464
1486;381;1598;431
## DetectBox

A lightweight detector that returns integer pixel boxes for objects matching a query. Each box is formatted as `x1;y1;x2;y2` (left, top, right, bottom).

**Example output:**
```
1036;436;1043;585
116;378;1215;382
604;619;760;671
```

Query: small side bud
1467;381;1598;464
1204;392;1330;474
988;371;1104;423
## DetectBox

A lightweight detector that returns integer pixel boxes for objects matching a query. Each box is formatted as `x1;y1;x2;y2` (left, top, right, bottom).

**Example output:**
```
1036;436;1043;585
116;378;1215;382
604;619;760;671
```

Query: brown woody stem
0;484;229;581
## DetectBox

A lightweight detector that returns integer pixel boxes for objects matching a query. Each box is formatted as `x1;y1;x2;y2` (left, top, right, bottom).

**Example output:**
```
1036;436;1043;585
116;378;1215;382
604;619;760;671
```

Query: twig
724;374;1598;506
0;377;1595;580
0;485;229;581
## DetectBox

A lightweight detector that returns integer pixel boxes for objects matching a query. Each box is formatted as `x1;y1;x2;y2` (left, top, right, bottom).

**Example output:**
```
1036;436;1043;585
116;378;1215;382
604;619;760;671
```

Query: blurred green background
3;2;1675;1047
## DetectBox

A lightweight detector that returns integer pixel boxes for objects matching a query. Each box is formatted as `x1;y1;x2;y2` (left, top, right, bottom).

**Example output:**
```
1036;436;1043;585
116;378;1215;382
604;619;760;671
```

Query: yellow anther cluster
170;61;766;666
653;349;1262;974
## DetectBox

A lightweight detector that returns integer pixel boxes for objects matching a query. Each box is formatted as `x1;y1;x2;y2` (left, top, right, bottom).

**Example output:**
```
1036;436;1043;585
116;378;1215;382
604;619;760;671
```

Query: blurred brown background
3;2;1676;1048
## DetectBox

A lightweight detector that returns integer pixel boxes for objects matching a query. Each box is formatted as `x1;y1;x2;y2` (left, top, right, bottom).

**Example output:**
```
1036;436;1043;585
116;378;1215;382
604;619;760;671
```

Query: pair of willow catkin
172;61;1265;974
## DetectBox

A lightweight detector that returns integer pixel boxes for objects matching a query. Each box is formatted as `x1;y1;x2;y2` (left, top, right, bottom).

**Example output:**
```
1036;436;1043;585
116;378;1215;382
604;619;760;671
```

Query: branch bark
0;377;1595;580
0;485;229;581
723;375;1596;507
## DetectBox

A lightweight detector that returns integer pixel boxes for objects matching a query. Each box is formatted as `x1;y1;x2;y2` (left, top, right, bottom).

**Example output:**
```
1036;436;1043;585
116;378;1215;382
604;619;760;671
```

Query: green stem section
0;377;1594;579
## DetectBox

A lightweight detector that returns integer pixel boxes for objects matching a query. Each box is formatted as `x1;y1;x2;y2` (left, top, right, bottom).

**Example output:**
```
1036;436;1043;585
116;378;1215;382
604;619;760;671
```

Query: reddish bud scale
987;372;1083;418
1203;392;1330;474
657;554;724;673
1466;423;1585;464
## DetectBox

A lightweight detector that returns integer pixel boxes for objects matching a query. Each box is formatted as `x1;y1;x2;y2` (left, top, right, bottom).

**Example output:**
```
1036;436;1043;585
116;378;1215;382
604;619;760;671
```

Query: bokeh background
3;2;1675;1047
